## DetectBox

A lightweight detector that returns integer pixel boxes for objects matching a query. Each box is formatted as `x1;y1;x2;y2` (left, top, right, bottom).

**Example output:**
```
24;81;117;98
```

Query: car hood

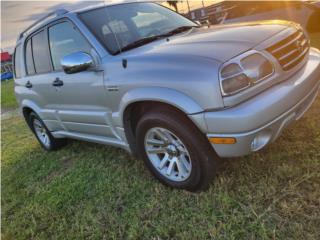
125;21;291;63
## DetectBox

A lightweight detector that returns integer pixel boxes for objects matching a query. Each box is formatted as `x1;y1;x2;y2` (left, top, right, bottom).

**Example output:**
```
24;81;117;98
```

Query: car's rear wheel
136;107;219;191
28;112;67;151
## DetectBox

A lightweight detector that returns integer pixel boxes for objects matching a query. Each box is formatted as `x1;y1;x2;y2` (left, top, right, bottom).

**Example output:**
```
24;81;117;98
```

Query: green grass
2;34;320;240
2;96;320;239
1;79;18;110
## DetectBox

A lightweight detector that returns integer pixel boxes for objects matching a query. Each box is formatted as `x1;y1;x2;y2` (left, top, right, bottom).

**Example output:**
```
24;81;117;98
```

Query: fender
21;100;57;126
116;87;204;126
21;99;43;118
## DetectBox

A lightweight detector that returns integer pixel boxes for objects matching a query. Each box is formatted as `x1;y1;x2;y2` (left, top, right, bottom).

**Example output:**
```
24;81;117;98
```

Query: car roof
16;1;154;45
74;1;154;14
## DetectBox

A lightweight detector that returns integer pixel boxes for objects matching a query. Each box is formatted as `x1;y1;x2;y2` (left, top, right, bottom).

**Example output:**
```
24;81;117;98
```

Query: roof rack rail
17;8;68;40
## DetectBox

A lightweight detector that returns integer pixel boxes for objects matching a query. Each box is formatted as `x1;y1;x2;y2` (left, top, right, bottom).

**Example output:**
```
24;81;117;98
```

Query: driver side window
48;21;92;71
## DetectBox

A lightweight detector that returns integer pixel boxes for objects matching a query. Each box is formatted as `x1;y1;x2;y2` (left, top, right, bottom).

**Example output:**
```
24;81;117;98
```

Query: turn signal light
209;137;237;144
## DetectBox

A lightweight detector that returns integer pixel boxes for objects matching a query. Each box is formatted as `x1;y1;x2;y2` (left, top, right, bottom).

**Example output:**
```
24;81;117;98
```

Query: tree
167;1;179;12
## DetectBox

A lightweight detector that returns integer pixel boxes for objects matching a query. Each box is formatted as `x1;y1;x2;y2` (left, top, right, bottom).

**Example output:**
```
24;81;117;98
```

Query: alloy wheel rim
144;127;192;182
33;119;50;147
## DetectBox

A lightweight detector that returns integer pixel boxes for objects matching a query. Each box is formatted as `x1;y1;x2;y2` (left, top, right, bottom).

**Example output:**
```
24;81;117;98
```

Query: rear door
22;29;60;131
46;20;115;138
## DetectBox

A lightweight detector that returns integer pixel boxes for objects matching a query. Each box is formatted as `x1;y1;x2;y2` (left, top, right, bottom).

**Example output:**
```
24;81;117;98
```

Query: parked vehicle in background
14;2;320;191
203;1;320;33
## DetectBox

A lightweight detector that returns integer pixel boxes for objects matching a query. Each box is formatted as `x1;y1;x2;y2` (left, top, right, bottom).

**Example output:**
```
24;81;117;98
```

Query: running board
52;131;131;152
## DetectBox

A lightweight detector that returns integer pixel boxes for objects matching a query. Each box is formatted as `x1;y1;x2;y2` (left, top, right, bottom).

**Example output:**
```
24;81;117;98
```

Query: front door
47;20;114;138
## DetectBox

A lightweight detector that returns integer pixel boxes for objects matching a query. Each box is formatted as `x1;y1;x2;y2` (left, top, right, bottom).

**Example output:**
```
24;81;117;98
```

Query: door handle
52;78;64;87
25;81;32;89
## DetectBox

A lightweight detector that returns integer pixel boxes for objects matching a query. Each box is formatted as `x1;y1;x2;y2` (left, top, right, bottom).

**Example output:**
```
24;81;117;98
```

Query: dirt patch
1;108;21;120
61;156;75;169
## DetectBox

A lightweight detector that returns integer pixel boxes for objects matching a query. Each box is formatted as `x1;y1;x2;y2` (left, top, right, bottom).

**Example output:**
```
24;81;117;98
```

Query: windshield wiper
162;25;195;37
114;26;195;54
114;35;164;54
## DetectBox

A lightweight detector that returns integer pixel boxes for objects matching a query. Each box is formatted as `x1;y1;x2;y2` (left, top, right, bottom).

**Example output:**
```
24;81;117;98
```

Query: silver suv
14;2;320;191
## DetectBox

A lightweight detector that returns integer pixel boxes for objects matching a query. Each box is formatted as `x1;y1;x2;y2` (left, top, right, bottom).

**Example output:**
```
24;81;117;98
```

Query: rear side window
32;30;51;74
48;21;92;71
14;45;22;78
25;38;36;75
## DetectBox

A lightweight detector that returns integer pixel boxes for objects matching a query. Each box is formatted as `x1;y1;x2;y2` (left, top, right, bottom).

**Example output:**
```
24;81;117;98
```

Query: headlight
219;52;274;96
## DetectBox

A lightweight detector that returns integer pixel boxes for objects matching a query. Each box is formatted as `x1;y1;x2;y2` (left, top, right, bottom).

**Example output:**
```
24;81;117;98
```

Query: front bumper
204;48;320;157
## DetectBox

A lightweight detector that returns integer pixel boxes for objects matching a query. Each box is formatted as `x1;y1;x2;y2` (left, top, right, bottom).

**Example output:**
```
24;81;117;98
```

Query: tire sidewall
137;112;209;190
29;112;54;151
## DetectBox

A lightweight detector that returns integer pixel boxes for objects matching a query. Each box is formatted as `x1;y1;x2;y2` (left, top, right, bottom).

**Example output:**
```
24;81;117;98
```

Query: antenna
102;1;122;54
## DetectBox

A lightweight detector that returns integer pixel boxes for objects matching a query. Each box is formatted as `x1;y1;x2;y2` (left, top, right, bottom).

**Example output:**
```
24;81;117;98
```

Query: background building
1;51;13;73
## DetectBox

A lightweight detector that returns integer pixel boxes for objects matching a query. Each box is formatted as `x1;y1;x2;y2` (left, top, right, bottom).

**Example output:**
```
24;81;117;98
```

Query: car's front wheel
136;107;219;191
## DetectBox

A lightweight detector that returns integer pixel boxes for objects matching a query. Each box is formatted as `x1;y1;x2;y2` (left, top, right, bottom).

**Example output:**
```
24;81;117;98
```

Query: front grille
266;30;310;71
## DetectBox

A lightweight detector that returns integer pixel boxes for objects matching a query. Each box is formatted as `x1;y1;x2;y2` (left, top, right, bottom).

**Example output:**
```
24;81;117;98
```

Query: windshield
79;2;197;54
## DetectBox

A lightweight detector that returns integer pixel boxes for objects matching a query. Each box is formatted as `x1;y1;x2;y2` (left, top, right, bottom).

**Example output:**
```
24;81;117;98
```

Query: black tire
136;107;219;192
28;112;67;151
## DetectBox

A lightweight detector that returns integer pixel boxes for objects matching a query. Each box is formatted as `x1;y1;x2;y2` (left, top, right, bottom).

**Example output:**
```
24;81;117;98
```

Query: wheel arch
119;88;205;157
119;87;204;119
21;100;43;124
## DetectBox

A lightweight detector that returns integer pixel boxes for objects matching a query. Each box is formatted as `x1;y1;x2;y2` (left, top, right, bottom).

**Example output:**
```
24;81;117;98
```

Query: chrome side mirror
61;52;94;74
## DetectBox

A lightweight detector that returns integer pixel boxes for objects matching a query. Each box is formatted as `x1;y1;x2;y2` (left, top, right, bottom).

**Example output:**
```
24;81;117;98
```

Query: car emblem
296;40;304;53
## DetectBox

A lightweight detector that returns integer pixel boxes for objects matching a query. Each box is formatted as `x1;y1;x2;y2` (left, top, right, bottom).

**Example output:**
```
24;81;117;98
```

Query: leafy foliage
167;0;179;12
